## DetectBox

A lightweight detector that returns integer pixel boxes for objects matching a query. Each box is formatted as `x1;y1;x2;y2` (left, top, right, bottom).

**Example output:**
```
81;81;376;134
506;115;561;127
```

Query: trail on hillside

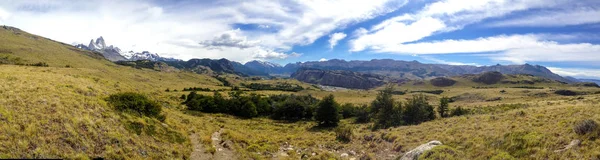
211;128;237;160
189;133;211;160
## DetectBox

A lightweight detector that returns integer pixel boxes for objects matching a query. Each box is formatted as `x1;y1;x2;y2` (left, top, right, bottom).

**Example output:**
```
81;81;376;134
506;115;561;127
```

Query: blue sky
1;0;600;78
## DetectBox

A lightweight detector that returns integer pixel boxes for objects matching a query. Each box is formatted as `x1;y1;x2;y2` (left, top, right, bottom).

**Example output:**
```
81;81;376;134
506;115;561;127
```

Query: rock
554;140;581;153
341;153;349;157
349;150;357;156
399;141;443;160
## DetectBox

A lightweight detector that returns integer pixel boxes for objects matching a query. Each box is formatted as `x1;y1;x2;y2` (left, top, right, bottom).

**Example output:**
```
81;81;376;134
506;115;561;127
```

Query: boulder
399;141;442;160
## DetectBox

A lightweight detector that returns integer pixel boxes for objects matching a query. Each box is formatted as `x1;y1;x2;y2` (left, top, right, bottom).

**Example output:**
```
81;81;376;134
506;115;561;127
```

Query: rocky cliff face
291;68;385;89
75;37;127;61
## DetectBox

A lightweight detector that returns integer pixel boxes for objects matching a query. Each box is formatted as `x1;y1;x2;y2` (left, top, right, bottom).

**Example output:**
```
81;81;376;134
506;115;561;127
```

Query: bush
340;103;358;119
107;92;162;117
27;62;49;67
372;86;404;129
419;145;462;160
438;97;450;118
335;126;353;143
272;98;308;121
315;95;340;127
555;90;578;96
355;105;370;123
403;94;435;125
574;119;598;135
450;106;469;117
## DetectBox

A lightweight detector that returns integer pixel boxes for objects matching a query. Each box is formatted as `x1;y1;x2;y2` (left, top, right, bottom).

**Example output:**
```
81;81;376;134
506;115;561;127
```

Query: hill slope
0;26;225;159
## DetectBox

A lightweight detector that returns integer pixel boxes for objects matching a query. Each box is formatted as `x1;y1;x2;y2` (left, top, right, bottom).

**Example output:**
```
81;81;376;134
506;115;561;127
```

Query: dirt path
190;128;237;160
189;133;211;160
211;128;237;160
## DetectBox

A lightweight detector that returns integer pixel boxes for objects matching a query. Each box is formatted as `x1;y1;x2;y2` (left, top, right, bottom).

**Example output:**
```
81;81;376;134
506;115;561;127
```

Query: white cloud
370;34;600;64
488;8;600;27
319;58;328;62
0;7;9;22
0;0;405;62
351;17;446;52
350;0;574;52
328;32;347;49
420;56;480;66
548;67;600;79
199;29;260;50
252;48;301;60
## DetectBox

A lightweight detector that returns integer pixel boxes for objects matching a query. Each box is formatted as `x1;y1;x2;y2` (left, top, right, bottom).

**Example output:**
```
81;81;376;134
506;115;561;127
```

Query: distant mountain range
72;37;585;85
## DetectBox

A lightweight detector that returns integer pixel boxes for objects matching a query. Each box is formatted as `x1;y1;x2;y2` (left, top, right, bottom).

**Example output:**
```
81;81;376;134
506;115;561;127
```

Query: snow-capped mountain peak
253;60;282;68
74;36;179;62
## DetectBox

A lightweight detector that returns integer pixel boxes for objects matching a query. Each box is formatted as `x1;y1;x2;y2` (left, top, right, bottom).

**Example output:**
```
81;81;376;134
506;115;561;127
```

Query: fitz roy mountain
74;37;126;61
74;37;177;62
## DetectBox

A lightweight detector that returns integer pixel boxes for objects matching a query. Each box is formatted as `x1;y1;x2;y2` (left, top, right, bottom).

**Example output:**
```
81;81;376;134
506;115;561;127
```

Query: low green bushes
107;92;162;118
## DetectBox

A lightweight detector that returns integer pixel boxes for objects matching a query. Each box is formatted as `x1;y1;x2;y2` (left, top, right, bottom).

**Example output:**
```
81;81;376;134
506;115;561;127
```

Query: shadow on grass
307;125;336;132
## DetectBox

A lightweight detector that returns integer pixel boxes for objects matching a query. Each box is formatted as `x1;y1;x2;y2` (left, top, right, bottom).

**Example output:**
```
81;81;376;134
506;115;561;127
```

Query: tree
238;100;258;118
438;97;450;118
340;103;358;119
372;85;403;129
315;95;340;127
272;98;306;121
404;94;435;125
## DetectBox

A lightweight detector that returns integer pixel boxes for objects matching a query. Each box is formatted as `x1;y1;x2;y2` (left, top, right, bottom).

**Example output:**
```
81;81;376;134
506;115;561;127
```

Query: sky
1;0;600;79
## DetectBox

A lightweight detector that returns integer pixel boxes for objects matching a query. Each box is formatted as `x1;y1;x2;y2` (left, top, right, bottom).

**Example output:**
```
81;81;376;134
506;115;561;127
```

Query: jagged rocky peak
96;36;106;48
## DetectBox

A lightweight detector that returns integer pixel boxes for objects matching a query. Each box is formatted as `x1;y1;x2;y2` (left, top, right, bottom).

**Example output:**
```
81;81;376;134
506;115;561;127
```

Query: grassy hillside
1;25;600;159
0;26;223;159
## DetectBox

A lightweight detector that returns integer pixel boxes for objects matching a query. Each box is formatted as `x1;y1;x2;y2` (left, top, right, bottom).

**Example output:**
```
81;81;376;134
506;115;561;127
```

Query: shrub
238;100;258;118
574;119;598;135
403;94;435;125
340;103;358;119
438;97;450;118
355;105;370;123
334;126;353;143
315;95;340;127
450;106;468;117
494;131;543;158
272;98;307;121
419;145;462;160
555;90;578;96
372;86;404;129
107;92;162;117
27;62;49;67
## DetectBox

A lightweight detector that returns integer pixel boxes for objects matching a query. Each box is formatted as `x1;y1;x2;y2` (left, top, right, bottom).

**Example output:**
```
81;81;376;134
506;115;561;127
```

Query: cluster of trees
241;83;304;92
214;76;231;87
182;87;212;92
369;86;467;129
183;85;468;129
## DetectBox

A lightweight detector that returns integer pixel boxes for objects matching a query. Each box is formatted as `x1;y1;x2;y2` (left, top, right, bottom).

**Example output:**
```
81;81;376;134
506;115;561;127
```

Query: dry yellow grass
2;25;600;159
